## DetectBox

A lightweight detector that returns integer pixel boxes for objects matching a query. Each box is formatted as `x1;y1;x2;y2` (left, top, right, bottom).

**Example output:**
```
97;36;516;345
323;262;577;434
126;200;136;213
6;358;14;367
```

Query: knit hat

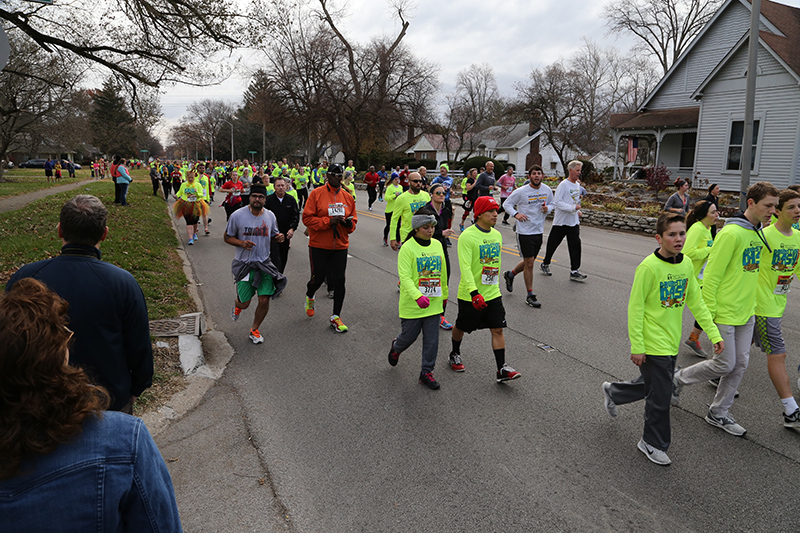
411;214;437;230
250;184;267;197
473;196;500;217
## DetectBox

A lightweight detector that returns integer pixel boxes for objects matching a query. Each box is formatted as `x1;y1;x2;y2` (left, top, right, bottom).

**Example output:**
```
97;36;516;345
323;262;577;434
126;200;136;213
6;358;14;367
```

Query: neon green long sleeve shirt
457;224;502;301
385;184;404;213
397;237;448;319
755;224;800;317
628;252;721;356
701;218;764;325
390;191;431;241
683;222;713;283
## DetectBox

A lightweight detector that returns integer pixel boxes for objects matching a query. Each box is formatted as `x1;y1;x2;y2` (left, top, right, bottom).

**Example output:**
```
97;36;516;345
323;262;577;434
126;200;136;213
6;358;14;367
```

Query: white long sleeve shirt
552;179;581;227
503;183;554;235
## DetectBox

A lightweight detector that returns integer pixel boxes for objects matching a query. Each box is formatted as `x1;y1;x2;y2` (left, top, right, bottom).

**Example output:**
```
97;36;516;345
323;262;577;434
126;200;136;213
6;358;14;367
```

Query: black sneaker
504;270;514;292
388;338;400;366
784;408;800;429
570;270;587;281
419;372;440;390
540;263;552;276
525;294;541;308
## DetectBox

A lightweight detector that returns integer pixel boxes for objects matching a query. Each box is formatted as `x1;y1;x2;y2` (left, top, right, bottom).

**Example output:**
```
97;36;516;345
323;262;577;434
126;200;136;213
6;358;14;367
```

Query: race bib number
328;203;345;217
187;194;197;202
419;277;442;297
481;266;499;285
774;275;793;295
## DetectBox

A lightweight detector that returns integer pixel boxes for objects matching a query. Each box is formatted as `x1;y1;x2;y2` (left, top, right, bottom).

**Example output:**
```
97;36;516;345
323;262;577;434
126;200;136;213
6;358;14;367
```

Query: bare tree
183;99;236;160
604;0;724;75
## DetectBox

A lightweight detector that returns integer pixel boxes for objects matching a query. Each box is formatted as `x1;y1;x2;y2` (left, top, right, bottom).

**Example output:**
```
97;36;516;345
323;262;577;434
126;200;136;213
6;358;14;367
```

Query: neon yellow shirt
385;184;404;213
755;224;800;317
456;224;502;302
397;237;448;319
683;222;713;283
390;191;431;241
176;181;206;202
628;252;720;355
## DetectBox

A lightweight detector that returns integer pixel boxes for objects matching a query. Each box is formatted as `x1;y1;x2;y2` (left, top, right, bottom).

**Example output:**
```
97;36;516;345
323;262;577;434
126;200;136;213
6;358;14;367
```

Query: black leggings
367;186;377;208
542;225;581;271
297;188;308;209
384;212;401;241
224;202;243;221
307;247;348;316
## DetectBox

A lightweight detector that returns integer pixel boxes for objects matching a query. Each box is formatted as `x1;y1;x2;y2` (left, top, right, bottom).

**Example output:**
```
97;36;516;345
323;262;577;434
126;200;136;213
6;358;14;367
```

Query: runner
672;181;780;437
302;164;358;333
753;188;800;427
294;165;309;209
388;212;449;390
377;165;387;201
390;172;431;250
540;160;587;281
602;213;722;466
264;176;300;274
682;200;718;356
497;166;516;224
219;169;244;221
196;163;212;235
364;165;379;210
501;166;554;308
173;171;209;245
448;196;522;383
225;185;287;344
459;168;478;232
383;174;403;246
421;186;454;329
431;165;454;233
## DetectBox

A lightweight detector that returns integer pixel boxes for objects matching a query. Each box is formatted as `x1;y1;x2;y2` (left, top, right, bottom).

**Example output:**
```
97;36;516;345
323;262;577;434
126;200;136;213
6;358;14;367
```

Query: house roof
476;124;539;150
609;107;700;130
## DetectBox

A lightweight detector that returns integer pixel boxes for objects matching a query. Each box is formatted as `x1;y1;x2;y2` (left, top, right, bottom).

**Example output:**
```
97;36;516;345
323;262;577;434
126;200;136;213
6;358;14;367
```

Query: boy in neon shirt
673;181;779;436
602;213;722;465
753;188;800;427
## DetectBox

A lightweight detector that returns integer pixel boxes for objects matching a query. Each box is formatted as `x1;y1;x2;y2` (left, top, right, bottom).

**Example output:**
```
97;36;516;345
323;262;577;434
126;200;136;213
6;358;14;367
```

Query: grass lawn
0;169;94;200
0;176;195;414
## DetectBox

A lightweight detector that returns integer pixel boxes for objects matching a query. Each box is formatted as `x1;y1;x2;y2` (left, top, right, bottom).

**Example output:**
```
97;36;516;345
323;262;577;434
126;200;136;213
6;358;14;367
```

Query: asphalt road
167;191;800;532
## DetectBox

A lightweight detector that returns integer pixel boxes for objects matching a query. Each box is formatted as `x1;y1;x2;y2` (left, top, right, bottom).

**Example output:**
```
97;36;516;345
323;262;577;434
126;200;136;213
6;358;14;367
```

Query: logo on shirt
772;246;799;272
479;242;501;264
660;277;687;308
416;254;442;277
742;246;761;272
243;222;271;238
410;200;428;213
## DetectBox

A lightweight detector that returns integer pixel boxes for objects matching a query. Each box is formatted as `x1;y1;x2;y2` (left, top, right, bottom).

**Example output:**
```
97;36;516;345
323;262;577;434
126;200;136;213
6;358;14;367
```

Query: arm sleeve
398;245;422;301
545;188;555;214
627;263;651;355
390;197;404;239
554;184;577;212
457;233;478;296
302;191;331;230
685;274;722;343
345;195;358;234
684;225;711;264
503;188;521;217
701;230;737;319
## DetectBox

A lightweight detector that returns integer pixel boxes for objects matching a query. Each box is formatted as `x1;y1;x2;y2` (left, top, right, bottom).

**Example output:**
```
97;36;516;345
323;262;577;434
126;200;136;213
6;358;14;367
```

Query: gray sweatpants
674;317;754;417
394;315;440;373
607;355;676;451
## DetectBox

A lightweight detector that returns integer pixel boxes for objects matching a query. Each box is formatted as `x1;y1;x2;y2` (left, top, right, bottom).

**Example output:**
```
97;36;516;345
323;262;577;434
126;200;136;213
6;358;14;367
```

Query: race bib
328;203;345;217
774;275;793;295
187;194;197;202
419;277;442;297
481;266;499;285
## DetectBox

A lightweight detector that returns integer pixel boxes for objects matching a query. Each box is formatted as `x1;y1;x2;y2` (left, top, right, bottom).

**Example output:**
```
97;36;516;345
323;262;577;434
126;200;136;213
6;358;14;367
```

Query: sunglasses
432;191;445;195
410;180;422;183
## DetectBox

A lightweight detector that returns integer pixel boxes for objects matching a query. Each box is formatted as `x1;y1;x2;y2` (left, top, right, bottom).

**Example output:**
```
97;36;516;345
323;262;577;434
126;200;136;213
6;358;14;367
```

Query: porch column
613;134;621;180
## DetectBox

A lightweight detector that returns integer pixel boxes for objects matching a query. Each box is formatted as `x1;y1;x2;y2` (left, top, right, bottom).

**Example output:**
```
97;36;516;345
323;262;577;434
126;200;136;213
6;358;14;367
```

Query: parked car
19;159;47;168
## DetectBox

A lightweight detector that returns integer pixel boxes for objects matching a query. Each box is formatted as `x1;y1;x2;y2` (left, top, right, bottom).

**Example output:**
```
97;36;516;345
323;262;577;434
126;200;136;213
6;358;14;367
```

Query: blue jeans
118;182;129;205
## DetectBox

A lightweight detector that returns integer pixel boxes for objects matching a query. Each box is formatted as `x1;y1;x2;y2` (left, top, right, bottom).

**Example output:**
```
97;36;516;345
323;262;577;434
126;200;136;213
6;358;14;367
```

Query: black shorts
516;233;543;259
456;296;507;333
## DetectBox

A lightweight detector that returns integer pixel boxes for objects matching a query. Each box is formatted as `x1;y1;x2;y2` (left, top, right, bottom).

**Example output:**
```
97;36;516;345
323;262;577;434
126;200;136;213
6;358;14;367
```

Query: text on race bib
418;277;442;297
328;203;346;217
482;266;499;285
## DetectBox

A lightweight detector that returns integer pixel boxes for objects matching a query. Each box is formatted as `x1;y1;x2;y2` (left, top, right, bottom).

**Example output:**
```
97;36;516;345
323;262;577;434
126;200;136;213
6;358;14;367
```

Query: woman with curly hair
0;278;182;532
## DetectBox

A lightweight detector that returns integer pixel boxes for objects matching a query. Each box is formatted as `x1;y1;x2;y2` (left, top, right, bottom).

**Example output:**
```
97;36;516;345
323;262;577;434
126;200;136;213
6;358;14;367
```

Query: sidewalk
0;179;95;214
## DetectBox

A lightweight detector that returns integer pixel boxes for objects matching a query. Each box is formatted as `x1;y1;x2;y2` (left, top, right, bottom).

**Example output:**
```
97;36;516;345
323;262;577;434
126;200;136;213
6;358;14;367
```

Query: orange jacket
302;183;357;249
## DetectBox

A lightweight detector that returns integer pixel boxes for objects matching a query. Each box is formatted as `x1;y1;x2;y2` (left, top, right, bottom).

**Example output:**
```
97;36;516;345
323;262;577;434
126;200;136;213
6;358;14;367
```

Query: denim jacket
0;412;182;532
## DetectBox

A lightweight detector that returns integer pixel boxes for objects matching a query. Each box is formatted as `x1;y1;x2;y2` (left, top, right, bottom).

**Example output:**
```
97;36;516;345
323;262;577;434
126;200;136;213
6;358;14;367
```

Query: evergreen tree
90;80;137;156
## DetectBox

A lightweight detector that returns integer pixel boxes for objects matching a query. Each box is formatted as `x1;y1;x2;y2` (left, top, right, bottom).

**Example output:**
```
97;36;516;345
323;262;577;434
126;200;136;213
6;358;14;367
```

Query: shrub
645;164;671;201
605;202;627;213
416;158;437;170
641;205;664;217
460;156;505;176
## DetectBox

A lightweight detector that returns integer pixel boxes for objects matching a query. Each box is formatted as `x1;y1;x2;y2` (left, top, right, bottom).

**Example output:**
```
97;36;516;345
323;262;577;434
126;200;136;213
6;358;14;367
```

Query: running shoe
684;338;707;357
445;238;452;247
637;438;671;466
503;270;514;292
449;352;465;372
249;329;264;344
459;223;464;232
525;294;541;308
704;410;746;436
497;364;521;383
439;316;453;330
569;270;587;281
205;229;210;235
305;296;315;317
388;338;400;366
540;263;551;276
369;206;373;211
187;239;194;245
602;382;618;417
231;305;241;322
419;372;440;390
330;315;348;333
707;377;739;397
784;408;800;429
383;238;389;246
501;220;509;225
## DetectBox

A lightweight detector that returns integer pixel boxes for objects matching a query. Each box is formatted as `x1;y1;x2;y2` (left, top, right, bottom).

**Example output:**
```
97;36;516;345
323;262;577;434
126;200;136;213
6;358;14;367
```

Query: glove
416;295;430;309
471;293;487;310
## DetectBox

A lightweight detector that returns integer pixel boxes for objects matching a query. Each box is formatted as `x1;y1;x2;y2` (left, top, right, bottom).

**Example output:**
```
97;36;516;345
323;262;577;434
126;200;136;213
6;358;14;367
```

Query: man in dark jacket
264;176;300;274
5;195;153;413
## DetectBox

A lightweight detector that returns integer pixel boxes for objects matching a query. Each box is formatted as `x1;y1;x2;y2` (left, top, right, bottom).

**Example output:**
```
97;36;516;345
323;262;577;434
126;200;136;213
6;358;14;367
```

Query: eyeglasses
250;194;266;199
410;180;422;183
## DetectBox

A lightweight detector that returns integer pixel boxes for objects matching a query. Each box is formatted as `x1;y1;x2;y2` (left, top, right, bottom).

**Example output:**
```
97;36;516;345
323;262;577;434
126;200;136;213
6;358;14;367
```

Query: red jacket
364;172;379;187
302;183;357;250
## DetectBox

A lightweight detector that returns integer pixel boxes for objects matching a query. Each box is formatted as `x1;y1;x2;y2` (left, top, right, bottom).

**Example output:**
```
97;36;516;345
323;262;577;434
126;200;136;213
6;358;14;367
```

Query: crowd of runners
141;154;800;466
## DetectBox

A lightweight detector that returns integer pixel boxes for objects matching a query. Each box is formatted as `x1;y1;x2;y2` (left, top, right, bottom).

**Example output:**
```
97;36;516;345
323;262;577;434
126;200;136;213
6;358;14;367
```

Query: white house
610;0;800;191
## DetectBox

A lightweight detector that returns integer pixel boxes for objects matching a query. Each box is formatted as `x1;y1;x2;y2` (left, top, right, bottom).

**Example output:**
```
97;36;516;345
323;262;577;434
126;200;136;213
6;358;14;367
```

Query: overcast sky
154;0;646;142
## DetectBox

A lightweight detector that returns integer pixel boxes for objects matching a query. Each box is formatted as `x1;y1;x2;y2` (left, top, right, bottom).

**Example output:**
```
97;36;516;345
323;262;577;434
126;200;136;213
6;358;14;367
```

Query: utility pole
739;0;761;210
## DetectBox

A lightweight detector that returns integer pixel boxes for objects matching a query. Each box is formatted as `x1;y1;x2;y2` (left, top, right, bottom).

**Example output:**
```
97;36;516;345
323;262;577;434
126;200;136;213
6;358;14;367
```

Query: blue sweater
6;245;153;410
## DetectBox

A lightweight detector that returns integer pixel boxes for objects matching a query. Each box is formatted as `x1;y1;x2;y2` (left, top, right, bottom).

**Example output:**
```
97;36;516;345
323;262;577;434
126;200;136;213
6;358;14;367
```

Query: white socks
780;396;798;416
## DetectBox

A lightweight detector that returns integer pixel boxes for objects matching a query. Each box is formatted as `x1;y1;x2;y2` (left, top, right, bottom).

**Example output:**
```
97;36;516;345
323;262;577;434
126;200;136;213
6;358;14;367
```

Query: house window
550;161;557;171
679;132;696;168
726;120;759;171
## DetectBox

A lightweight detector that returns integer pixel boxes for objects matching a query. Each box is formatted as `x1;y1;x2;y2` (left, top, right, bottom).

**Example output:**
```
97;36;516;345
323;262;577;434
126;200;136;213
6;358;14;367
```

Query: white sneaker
602;382;617;417
705;410;746;436
637;438;671;465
